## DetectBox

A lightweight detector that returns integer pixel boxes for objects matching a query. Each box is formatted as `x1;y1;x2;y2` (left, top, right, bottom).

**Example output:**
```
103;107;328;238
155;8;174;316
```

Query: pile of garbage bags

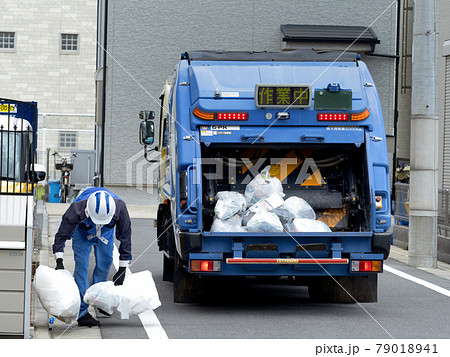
211;166;331;233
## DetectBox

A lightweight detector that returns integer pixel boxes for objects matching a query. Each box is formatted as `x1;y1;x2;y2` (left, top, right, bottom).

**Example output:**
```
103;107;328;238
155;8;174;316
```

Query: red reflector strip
226;258;348;265
216;112;248;121
317;113;348;121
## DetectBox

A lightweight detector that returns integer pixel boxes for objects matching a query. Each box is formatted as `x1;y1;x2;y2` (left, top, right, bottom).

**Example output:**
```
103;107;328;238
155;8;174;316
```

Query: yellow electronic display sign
255;84;311;108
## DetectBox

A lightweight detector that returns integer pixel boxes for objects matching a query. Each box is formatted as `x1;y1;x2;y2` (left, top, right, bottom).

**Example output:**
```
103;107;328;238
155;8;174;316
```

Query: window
61;33;78;52
0;32;15;50
59;132;77;148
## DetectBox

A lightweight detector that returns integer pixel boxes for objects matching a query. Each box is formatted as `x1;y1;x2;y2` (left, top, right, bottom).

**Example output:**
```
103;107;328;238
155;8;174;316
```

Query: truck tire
173;253;203;303
308;275;378;303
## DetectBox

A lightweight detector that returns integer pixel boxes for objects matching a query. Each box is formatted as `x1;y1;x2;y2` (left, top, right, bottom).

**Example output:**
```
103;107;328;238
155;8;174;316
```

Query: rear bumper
179;231;388;276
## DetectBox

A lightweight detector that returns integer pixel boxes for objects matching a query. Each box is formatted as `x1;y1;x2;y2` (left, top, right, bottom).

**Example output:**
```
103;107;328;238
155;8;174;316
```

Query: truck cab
139;50;392;303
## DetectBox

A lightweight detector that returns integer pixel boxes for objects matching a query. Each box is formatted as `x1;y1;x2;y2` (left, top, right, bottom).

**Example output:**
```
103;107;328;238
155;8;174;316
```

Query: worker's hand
113;267;126;286
55;258;64;270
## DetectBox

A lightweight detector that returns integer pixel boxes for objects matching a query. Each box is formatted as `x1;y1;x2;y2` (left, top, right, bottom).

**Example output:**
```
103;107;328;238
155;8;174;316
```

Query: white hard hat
86;191;116;225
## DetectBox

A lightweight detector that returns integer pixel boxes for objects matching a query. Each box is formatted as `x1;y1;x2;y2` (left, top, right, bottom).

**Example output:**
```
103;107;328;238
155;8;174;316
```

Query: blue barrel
48;180;61;203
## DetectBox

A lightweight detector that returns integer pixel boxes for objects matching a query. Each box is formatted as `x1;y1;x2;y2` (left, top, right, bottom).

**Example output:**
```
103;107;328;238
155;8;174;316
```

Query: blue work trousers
72;230;114;318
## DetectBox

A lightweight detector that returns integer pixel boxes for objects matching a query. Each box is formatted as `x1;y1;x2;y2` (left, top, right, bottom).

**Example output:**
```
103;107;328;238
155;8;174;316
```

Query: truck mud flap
372;232;392;259
179;232;202;261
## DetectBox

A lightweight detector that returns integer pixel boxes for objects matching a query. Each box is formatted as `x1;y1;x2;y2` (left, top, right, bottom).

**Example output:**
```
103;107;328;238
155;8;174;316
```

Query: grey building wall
0;0;97;172
101;0;397;204
397;0;448;190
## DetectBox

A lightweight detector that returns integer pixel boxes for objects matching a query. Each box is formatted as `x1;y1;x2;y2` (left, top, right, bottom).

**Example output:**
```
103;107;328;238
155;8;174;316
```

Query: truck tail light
193;107;214;120
375;195;382;210
351;108;370;121
317;113;348;121
191;260;221;272
217;112;248;121
351;260;382;272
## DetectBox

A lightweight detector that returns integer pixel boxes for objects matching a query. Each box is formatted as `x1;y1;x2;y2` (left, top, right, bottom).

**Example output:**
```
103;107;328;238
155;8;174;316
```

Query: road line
384;264;450;298
113;246;169;339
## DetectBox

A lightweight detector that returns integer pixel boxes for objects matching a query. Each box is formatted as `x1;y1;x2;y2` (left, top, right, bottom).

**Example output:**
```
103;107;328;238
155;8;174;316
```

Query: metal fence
37;113;95;181
394;182;450;237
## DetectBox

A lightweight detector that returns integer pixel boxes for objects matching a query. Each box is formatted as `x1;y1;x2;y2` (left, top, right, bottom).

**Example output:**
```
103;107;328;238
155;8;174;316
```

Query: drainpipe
391;0;401;202
100;0;108;187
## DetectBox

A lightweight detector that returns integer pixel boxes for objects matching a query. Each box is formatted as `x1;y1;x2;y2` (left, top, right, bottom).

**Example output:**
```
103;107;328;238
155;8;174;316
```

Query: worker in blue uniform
53;187;132;327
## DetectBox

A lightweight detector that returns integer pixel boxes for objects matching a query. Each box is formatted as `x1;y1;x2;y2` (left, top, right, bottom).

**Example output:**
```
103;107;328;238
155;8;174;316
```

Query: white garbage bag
271;206;296;226
248;192;284;213
211;215;246;232
244;166;284;205
33;265;80;323
288;218;331;233
246;210;284;233
84;270;161;319
214;191;247;220
283;196;316;220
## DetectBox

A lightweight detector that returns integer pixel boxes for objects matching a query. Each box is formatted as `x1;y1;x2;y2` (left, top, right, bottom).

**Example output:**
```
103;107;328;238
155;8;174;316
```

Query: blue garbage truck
139;50;392;303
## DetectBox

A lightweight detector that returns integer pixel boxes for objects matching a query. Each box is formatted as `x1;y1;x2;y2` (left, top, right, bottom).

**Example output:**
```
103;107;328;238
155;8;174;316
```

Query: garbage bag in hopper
84;270;161;319
34;265;80;323
214;191;247;220
248;192;284;213
271;206;296;226
283;196;316;220
288;218;331;233
211;215;246;232
246;210;284;233
244;166;284;205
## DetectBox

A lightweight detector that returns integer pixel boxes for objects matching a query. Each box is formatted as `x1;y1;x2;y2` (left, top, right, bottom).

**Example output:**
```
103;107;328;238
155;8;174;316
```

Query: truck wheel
173;253;203;303
308;275;378;303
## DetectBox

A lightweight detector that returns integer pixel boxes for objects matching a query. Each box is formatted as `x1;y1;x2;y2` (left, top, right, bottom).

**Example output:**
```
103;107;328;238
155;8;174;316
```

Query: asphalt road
98;219;450;339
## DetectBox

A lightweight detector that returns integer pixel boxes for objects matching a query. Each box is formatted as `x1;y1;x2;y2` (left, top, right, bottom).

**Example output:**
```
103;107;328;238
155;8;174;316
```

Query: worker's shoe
97;308;112;317
77;313;100;327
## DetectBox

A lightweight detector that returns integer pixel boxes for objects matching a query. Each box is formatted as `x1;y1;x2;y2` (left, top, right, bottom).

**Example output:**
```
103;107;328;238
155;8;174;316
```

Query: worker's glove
55;258;64;270
113;267;126;286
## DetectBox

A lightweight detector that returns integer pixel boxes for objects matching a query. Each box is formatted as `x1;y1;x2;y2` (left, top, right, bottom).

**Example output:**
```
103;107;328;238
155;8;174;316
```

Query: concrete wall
102;0;397;203
0;0;97;169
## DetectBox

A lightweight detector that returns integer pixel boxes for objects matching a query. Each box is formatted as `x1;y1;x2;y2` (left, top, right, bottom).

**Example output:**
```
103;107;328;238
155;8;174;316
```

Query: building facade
0;0;97;181
97;0;398;204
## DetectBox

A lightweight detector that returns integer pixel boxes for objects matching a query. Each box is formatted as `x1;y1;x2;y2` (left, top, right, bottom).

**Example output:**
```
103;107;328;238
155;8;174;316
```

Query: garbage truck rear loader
139;50;391;303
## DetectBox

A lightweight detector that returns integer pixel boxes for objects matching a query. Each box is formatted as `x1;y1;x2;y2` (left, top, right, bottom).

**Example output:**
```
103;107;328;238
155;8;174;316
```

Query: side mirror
31;164;47;182
139;121;154;145
139;110;155;120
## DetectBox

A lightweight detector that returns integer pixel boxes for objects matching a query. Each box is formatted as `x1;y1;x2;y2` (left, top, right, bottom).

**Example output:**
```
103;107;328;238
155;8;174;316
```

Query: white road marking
384;264;450;298
113;246;169;339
